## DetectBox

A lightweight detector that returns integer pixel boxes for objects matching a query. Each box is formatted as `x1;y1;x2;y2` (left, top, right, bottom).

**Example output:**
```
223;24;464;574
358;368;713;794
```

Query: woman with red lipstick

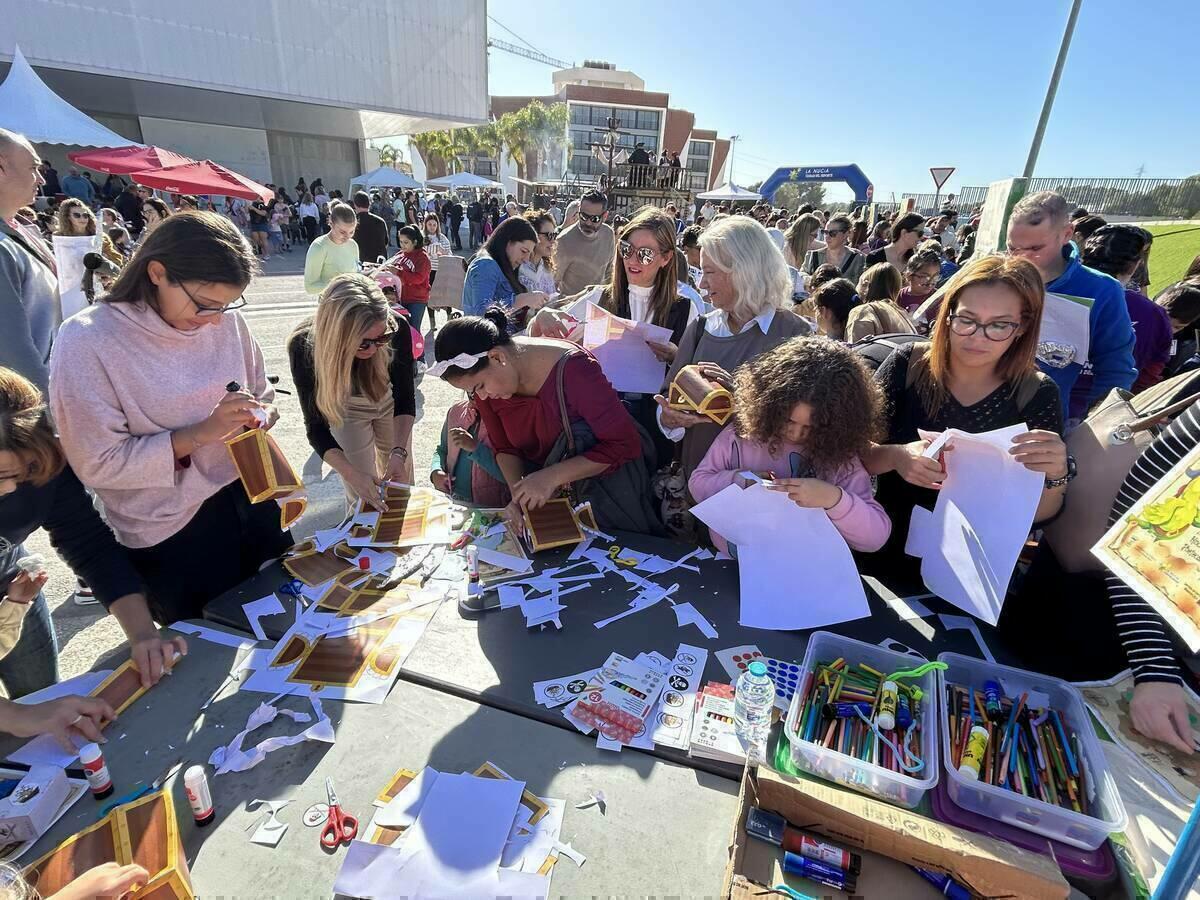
861;255;1069;583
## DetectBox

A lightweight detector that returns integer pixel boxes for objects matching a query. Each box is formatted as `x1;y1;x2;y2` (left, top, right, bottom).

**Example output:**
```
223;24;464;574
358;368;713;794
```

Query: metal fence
900;177;1200;219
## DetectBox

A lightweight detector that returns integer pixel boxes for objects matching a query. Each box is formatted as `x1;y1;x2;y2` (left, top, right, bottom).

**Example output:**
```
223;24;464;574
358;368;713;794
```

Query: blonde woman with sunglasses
288;273;416;511
53;198;124;267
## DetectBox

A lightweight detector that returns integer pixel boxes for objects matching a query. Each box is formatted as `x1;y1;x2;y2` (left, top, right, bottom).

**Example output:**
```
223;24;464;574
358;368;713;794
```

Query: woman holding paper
0;367;186;696
861;255;1070;583
461;217;548;317
689;338;891;554
288;273;416;511
49;212;291;625
656;217;812;485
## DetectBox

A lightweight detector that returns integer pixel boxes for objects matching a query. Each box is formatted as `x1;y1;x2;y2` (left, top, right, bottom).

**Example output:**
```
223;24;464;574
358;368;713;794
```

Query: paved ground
33;250;463;680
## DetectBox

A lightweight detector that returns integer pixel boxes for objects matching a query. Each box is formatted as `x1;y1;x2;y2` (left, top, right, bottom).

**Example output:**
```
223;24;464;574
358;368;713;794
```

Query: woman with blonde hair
844;262;914;342
54;198;124;267
862;255;1069;579
782;213;823;299
288;273;416;510
656;216;812;482
303;201;360;295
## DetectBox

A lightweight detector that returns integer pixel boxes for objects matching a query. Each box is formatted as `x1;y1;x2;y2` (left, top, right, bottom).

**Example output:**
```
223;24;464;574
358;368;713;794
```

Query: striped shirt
1106;403;1200;684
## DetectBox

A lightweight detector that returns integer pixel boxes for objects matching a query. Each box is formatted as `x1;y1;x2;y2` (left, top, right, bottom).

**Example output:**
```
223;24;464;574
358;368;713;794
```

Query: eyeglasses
825;229;846;237
174;277;247;317
947;314;1021;341
619;241;660;265
539;230;558;241
69;212;89;220
909;273;938;286
579;212;605;224
358;328;397;351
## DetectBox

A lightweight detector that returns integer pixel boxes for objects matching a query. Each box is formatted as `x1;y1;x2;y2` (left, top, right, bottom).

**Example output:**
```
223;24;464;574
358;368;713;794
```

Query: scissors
319;777;358;850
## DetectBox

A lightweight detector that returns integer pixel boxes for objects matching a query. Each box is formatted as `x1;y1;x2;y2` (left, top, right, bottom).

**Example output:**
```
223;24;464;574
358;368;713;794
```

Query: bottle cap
78;742;101;762
748;661;768;677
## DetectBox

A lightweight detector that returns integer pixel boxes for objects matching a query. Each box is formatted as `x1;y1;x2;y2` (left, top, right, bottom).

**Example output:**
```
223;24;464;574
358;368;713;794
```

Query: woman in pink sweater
49;212;293;623
689;337;891;554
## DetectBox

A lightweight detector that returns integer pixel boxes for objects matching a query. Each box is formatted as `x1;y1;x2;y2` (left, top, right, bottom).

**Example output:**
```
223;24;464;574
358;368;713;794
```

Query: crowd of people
4;117;1200;855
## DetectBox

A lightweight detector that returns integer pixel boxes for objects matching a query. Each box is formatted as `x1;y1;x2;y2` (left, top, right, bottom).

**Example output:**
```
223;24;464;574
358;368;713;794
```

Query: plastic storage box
936;652;1127;850
783;632;939;809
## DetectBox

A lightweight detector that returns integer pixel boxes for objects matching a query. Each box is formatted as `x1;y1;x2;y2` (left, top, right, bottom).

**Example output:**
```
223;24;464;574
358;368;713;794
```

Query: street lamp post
588;115;623;210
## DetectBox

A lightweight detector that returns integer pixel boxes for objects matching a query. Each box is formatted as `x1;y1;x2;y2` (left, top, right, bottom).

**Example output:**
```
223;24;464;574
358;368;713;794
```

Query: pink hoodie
689;427;891;554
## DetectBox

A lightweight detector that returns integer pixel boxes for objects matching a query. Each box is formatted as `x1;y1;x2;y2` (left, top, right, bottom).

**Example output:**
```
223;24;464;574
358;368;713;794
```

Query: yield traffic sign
930;167;955;189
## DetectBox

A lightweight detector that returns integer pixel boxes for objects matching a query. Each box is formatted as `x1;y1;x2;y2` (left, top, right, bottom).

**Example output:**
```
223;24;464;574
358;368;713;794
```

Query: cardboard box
0;765;70;845
724;766;1071;900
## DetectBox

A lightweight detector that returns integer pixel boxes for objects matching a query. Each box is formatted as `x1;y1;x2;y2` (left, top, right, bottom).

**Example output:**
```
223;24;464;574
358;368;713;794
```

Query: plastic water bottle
734;660;775;759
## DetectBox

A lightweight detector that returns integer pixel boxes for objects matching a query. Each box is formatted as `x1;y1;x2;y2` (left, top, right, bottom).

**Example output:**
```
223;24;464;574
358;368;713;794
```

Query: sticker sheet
630;644;709;751
533;668;600;708
563;653;665;744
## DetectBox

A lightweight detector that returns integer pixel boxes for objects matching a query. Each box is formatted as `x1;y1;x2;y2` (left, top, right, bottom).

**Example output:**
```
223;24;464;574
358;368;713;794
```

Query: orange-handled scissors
319;777;358;850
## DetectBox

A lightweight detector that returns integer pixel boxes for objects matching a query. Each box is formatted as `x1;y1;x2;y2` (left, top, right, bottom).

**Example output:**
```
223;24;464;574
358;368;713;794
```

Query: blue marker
911;867;970;900
783;852;856;893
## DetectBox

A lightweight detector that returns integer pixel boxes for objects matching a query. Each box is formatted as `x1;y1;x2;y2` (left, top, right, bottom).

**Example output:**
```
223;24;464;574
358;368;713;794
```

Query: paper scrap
574;791;606;814
552;840;587;868
938;613;997;663
247;799;291;846
672;602;718;639
242;594;286;641
168;621;258;650
209;696;334;775
497;584;526;609
376;766;438;829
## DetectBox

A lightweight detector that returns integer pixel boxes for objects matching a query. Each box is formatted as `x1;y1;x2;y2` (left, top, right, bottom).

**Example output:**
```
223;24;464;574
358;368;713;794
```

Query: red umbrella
130;160;273;202
68;145;194;175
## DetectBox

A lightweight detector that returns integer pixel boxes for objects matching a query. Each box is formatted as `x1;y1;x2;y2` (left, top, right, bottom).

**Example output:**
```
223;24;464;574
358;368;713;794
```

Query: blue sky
484;0;1198;202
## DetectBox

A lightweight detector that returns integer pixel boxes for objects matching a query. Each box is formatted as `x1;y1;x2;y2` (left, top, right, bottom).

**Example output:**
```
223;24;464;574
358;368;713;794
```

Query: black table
205;531;1021;776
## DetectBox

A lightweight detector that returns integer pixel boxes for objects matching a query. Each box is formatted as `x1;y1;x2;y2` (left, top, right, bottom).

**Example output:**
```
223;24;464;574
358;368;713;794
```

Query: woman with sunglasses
461;216;548;317
897;243;945;312
54;199;124;267
864;211;925;273
288;273;415;511
49;212;292;624
805;213;864;286
860;256;1069;584
518;210;558;296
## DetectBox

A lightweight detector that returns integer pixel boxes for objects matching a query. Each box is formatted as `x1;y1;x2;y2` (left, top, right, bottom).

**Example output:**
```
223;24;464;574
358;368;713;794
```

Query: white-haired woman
287;273;416;511
655;217;812;482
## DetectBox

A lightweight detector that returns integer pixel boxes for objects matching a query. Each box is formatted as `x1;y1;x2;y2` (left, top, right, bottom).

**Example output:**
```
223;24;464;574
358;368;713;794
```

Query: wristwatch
390;446;409;460
1045;454;1077;489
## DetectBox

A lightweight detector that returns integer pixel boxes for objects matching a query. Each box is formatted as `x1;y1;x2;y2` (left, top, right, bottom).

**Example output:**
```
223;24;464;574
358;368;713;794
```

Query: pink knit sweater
49;301;272;548
689;427;891;554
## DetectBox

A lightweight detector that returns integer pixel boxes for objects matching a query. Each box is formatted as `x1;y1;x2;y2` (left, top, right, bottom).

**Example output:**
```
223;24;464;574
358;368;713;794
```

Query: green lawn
1147;223;1200;297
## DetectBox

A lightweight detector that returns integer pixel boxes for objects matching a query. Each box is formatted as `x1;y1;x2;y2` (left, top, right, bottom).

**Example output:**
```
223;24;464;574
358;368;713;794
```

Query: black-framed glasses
909;273;938;286
175;277;247;317
539;230;558;241
947;314;1021;341
579;212;605;224
358;328;397;351
825;229;846;237
69;212;89;220
619;241;659;265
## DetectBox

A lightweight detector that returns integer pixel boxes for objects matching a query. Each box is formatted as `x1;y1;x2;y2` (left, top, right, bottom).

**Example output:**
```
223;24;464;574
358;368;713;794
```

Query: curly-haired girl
688;336;891;553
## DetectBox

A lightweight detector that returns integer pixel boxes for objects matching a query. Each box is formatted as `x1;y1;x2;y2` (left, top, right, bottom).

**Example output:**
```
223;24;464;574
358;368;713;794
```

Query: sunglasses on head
579;212;604;224
619;241;660;265
358;328;397;351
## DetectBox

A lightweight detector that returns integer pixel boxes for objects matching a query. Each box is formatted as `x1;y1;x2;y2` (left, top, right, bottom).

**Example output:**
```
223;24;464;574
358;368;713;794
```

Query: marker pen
746;808;862;874
783;851;857;893
911;866;971;900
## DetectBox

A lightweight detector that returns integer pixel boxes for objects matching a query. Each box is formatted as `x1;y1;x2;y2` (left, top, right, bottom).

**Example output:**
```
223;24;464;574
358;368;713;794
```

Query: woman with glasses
897;244;945;312
805;214;864;286
518;210;558;296
864;211;925;273
48;212;292;624
461;216;548;318
288;273;415;511
54;198;124;267
861;256;1069;582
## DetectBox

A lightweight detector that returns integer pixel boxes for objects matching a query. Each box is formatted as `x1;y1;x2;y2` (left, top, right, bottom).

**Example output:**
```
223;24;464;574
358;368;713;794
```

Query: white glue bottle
184;765;215;827
79;743;113;799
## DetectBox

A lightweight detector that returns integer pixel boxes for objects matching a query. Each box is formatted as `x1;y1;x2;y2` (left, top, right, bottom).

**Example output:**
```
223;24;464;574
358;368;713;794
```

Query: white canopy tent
695;182;762;202
350;166;422;191
425;171;502;190
0;46;138;147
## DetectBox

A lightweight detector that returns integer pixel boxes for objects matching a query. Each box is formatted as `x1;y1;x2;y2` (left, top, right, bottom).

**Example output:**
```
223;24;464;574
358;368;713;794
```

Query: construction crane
487;38;571;70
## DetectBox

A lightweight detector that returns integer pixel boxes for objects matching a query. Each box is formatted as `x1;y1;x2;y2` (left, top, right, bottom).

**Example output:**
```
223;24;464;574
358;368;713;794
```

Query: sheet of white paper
168;621;257;650
52;234;101;320
476;547;534;575
376;766;439;829
1039;291;1093;368
15;670;111;706
688;483;756;546
10;671;113;767
333;840;407;899
502;796;564;872
580;302;673;394
672;602;718;639
497;584;525;609
397;773;525;894
908;424;1043;623
243;594;285;641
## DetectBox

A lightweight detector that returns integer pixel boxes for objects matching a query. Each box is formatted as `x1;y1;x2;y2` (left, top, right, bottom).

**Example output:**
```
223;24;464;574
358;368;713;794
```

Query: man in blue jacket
1007;190;1135;421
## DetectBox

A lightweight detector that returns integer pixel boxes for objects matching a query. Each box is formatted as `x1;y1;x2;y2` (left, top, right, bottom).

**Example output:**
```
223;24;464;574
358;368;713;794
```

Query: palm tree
495;101;569;183
377;143;403;168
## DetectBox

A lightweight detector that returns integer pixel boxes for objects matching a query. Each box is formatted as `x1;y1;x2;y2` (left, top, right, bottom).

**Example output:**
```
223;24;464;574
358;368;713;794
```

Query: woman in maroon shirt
430;308;645;527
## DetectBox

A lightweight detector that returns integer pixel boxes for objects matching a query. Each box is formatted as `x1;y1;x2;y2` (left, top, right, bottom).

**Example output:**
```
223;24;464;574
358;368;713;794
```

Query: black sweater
286;321;416;459
355;211;390;265
0;464;142;609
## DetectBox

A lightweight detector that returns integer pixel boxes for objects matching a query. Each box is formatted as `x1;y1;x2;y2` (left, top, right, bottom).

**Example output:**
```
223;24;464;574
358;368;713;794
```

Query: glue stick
876;681;899;730
465;545;479;589
79;743;113;799
184;765;215;827
958;726;990;781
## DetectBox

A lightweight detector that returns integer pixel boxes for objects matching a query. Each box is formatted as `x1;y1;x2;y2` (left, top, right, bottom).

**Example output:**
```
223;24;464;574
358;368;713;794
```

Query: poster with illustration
1093;441;1200;652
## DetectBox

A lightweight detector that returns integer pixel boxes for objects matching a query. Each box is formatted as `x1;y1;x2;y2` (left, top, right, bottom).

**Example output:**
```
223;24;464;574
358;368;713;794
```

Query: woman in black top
287;274;416;511
862;256;1069;584
0;368;185;698
864;211;925;273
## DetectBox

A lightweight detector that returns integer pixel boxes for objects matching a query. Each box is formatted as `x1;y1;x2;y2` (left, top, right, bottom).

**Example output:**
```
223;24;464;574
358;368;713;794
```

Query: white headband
427;351;488;379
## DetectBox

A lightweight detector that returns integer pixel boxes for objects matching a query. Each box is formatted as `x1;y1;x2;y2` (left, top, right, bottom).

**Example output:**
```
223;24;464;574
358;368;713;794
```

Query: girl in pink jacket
689;337;891;554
